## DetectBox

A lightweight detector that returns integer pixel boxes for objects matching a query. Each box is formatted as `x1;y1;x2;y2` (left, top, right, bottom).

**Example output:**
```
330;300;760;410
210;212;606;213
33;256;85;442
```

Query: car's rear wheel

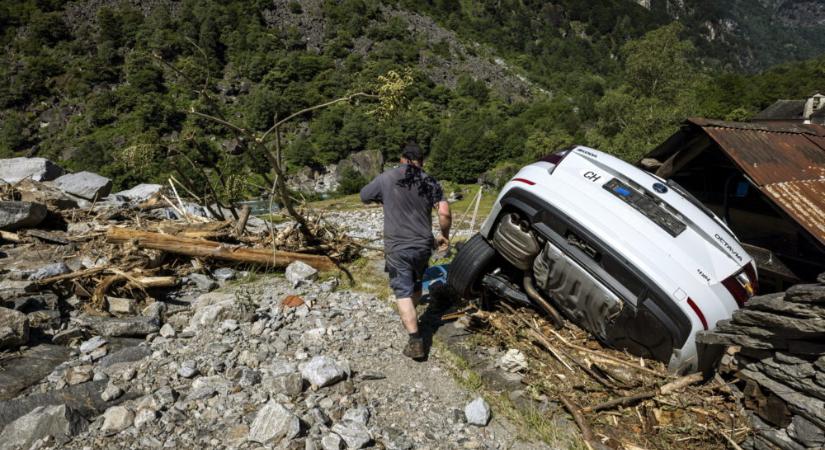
448;233;497;299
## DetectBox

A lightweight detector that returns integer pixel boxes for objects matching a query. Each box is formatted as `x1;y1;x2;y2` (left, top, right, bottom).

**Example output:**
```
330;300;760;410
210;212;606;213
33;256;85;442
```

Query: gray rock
79;336;107;354
113;184;163;202
0;157;64;183
0;345;70;401
188;273;217;291
65;365;93;385
3;292;58;312
342;407;370;426
0;307;29;350
100;405;134;434
0;280;35;301
0;380;109;429
141;301;166;319
321;433;343;450
464;397;491;426
220;319;239;333
101;384;123;402
286;261;318;287
785;284;825;304
52;171;113;201
0;404;86;449
177;360;198;378
300;356;347;388
0;201;47;231
787;414;825;447
73;314;159;337
264;373;304;397
331;420;372;449
98;346;151;368
28;262;70;281
247;401;301;444
213;267;236;281
134;408;158;429
159;323;176;338
186;376;230;400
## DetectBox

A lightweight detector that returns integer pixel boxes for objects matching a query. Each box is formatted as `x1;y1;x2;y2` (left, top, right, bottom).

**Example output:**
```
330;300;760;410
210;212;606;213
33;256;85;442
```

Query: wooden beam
106;227;336;271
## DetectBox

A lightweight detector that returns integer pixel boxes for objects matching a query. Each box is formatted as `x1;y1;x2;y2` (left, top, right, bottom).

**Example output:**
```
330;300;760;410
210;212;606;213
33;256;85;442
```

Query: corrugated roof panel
763;180;825;245
703;127;825;186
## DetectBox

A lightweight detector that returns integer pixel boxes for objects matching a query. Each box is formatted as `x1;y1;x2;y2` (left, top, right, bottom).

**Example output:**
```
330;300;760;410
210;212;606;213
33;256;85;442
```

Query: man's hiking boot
403;337;426;360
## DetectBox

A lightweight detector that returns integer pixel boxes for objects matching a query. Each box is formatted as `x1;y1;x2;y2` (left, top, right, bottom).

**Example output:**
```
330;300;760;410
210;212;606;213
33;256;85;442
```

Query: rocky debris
247;401;301;444
176;360;198;378
106;296;136;315
28;262;70;281
286;260;319;287
0;306;29;350
0;404;87;449
212;267;236;281
79;336;107;354
65;365;93;385
332;420;372;448
0;201;48;230
51;171;113;202
0;157;64;183
465;397;491;426
698;277;825;449
498;348;528;372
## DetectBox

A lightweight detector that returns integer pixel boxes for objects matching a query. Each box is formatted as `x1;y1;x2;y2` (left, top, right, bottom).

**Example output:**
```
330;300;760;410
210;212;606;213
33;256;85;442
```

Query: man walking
360;143;452;360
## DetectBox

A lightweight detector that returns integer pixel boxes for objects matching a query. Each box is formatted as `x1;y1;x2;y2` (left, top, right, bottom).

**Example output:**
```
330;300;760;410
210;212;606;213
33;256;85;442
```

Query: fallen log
581;372;704;413
106;227;336;271
0;230;21;243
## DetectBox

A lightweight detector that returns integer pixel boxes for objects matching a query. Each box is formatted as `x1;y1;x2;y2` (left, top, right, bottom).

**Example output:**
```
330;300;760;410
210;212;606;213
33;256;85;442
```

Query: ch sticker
583;171;602;183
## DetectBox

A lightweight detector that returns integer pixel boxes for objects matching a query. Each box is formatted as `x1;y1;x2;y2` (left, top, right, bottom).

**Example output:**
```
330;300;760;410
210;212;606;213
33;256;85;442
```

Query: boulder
285;261;318;287
51;171;113;201
300;355;347;388
12;179;79;210
0;157;64;183
464;397;491;426
0;201;47;231
0;307;29;350
112;184;163;202
247;401;301;444
0;404;86;450
100;405;134;434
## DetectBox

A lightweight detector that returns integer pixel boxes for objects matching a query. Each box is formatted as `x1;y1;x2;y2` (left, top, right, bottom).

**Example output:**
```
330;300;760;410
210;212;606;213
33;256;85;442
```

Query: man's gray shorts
385;247;432;298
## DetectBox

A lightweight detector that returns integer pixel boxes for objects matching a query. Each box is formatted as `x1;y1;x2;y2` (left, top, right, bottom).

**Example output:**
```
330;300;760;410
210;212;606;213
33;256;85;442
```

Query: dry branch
581;372;704;413
106;227;336;271
560;394;596;450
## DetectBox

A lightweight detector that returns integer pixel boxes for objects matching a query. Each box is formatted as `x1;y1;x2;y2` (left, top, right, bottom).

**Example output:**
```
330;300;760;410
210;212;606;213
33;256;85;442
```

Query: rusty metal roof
649;118;825;247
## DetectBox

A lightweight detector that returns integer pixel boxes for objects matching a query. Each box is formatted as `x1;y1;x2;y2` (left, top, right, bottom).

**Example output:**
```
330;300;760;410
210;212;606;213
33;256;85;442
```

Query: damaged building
642;118;825;292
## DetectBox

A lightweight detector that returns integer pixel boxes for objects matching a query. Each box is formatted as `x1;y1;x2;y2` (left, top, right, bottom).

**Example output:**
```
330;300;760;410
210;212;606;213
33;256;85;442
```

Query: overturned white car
448;146;758;373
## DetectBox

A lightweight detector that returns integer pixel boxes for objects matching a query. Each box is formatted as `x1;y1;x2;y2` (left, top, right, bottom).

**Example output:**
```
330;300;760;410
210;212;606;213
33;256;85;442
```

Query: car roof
524;146;750;291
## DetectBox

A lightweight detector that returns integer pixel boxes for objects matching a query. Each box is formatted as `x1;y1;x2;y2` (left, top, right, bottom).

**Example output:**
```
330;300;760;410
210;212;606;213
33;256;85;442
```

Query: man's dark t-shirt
360;164;445;253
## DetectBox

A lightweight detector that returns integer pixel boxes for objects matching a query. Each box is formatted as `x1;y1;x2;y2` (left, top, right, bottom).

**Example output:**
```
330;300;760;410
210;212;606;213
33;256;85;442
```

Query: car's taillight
541;149;570;174
686;298;708;330
722;264;757;308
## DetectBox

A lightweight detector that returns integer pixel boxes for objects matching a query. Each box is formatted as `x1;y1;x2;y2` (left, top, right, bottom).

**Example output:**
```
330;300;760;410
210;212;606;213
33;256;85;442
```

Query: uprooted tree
150;44;413;245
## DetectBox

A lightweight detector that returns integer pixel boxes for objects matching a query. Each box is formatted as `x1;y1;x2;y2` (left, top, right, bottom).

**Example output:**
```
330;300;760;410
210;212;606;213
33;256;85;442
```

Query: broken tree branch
106;227;336;271
581;372;704;413
560;394;596;450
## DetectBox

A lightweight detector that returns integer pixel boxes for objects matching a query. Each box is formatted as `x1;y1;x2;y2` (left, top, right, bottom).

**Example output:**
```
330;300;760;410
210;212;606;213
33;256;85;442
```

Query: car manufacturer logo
653;182;668;193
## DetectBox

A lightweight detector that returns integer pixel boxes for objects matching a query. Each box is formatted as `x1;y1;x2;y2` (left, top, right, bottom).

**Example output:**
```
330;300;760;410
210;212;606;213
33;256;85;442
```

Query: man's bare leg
396;297;419;333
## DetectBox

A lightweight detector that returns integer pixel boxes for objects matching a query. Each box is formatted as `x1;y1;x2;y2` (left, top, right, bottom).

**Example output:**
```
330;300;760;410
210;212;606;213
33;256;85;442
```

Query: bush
337;166;368;195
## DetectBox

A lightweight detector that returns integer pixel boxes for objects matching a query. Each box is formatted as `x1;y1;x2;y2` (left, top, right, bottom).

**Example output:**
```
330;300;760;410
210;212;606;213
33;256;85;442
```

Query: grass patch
432;339;584;449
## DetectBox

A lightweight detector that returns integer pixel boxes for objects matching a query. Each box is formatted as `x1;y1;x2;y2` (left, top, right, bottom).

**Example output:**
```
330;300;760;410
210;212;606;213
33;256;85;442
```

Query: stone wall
697;274;825;450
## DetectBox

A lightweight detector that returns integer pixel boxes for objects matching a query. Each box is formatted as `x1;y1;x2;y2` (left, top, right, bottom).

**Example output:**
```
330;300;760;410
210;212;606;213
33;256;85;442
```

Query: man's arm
436;200;451;248
359;176;382;204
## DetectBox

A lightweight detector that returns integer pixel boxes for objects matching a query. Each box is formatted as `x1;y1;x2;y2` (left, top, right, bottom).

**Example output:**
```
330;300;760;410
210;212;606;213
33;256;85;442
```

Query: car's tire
448;233;497;299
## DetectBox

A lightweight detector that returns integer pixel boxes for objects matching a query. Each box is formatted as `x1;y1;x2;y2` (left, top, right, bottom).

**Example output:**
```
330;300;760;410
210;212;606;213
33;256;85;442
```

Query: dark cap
401;142;423;162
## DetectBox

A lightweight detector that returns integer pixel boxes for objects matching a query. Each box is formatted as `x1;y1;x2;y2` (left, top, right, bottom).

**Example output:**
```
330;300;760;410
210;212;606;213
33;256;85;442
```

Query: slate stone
98;345;151;368
747;293;825;319
787;415;825;447
0;380;109;429
285;261;318;287
0;201;47;231
52;171;113;201
740;368;825;430
300;356;347;388
331;420;372;449
112;184;163;202
732;309;825;336
100;405;134;434
784;284;825;304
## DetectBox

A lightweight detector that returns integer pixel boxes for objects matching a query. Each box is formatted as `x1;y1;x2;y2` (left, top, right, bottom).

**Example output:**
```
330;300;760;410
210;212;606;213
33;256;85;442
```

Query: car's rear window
603;178;687;237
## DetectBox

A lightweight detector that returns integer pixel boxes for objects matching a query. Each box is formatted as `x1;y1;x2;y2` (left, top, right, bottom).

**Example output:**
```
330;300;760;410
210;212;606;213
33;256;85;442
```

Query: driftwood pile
697;274;825;450
472;303;749;449
0;169;353;356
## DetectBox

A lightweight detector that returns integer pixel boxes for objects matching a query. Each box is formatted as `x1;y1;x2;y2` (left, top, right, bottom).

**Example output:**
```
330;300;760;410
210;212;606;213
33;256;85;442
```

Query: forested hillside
1;0;824;202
